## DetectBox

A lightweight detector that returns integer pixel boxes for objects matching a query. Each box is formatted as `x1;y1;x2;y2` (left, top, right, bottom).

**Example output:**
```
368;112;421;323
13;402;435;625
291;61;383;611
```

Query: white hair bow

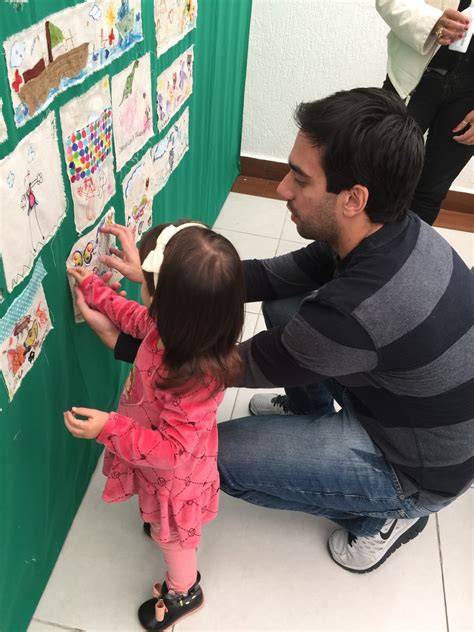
141;222;205;288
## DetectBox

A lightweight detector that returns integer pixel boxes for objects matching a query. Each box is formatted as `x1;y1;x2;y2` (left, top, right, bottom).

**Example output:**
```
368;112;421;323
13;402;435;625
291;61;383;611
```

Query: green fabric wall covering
0;1;252;630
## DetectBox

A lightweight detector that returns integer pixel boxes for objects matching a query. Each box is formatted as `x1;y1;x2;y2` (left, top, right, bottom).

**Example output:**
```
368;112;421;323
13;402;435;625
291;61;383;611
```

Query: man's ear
341;185;369;218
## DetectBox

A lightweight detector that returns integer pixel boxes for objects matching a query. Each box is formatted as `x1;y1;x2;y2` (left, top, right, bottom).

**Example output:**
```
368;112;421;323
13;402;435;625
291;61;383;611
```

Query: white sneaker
328;516;429;573
249;394;292;416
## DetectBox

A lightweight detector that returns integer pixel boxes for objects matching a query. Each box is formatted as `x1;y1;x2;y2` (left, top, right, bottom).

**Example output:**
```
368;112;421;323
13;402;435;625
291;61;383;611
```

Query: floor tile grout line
32;617;86;632
214;225;282;242
435;513;450;632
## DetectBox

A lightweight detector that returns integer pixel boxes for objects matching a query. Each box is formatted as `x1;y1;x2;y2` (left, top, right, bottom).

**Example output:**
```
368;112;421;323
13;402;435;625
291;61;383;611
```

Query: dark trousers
383;58;473;225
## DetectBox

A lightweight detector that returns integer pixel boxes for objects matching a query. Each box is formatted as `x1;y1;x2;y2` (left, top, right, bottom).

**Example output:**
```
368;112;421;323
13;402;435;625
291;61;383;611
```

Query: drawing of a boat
18;20;88;116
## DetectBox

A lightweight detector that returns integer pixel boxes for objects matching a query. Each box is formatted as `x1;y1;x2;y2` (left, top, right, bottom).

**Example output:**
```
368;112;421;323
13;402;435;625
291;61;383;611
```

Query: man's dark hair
139;220;245;394
294;87;424;223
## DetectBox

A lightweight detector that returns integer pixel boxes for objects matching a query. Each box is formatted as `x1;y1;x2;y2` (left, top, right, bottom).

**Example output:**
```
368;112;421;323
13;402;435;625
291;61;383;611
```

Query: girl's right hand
68;266;93;284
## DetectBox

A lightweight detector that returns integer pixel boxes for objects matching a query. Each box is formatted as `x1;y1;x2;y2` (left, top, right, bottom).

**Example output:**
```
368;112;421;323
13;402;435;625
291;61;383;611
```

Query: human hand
67;266;93;284
74;285;120;350
432;8;470;46
99;223;144;283
64;407;109;439
453;111;474;145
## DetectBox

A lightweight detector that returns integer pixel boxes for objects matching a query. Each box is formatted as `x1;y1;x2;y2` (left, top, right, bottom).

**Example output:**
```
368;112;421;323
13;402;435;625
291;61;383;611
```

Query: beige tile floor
29;193;473;632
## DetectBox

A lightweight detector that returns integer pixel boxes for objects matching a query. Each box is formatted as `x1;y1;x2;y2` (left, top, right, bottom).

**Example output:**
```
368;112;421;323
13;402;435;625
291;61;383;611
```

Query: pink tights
150;524;197;594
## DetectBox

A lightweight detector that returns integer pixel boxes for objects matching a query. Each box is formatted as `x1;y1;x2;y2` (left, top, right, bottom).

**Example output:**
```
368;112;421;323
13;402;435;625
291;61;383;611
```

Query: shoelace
271;395;289;412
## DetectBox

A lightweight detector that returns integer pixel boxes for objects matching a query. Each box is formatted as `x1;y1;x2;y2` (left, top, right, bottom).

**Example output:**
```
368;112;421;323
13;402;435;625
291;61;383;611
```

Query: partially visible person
377;0;473;225
66;221;245;631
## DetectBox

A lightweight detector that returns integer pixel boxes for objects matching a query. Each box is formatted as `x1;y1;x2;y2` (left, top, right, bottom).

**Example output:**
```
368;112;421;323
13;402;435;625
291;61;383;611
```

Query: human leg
138;527;203;631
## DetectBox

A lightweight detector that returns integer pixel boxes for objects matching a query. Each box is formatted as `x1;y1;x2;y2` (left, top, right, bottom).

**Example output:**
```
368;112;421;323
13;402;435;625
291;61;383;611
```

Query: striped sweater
238;212;474;504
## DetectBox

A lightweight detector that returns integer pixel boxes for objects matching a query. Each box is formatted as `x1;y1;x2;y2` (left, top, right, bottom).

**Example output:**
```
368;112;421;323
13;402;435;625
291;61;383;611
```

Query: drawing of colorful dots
66;108;113;184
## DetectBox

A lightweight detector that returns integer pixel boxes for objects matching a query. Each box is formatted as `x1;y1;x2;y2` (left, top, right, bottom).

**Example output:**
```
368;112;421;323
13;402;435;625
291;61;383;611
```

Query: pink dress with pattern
80;275;222;548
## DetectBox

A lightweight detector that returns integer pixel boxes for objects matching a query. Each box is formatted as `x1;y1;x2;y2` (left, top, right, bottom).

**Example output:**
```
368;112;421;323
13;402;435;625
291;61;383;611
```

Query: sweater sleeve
244;241;336;302
376;0;443;55
80;274;151;340
96;386;218;470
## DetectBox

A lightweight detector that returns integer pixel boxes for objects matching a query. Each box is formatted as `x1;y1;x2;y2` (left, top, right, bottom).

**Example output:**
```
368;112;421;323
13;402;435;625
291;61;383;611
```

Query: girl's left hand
68;267;93;284
64;407;109;439
453;111;474;145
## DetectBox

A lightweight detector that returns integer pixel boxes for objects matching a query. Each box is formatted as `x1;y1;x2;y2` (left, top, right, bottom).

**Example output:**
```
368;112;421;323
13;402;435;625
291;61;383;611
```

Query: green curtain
0;1;252;630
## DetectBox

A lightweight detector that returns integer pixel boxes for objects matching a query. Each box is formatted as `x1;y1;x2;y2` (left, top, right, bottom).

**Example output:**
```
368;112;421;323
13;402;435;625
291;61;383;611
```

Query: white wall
241;0;473;193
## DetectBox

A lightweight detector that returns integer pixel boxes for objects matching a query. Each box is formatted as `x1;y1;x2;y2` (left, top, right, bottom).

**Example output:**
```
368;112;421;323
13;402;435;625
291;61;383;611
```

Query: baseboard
240;156;474;216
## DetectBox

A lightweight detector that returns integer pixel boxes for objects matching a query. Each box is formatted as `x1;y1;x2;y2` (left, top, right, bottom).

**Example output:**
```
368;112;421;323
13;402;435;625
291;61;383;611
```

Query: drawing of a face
10;41;26;67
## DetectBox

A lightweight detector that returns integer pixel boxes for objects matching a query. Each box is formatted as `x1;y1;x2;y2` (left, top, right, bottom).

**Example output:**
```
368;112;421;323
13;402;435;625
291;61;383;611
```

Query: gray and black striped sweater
238;212;474;505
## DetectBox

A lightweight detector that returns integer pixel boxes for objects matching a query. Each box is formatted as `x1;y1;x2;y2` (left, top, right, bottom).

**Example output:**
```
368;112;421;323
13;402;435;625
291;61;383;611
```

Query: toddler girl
66;221;245;630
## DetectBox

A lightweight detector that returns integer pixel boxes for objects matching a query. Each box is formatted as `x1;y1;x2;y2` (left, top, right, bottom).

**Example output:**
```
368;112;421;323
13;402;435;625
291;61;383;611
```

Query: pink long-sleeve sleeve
96;385;218;471
80;274;151;339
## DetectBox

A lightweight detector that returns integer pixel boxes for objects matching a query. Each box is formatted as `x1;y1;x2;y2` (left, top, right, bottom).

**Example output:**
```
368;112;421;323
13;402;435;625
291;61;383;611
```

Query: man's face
277;132;339;242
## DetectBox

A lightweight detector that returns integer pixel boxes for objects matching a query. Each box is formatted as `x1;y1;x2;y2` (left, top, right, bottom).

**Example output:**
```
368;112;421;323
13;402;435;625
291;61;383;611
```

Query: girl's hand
453;111;474;145
64;407;109;439
68;267;93;284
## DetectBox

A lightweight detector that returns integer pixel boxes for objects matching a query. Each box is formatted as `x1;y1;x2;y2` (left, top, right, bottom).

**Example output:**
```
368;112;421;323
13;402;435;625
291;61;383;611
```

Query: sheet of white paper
0;259;52;401
111;52;153;171
122;107;189;241
0;112;66;292
4;0;143;127
156;46;193;131
155;0;197;57
0;98;7;144
66;207;122;322
60;77;115;234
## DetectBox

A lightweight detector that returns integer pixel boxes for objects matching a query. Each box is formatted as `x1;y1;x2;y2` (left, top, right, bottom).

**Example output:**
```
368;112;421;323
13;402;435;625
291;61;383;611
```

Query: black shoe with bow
138;572;204;631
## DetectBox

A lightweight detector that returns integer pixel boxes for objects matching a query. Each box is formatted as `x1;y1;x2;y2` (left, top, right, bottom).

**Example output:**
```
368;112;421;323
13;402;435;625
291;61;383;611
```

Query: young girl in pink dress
66;221;245;631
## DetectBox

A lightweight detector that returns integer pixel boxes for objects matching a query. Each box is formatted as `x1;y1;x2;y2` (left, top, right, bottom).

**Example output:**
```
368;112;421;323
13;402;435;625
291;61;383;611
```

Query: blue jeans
218;296;446;537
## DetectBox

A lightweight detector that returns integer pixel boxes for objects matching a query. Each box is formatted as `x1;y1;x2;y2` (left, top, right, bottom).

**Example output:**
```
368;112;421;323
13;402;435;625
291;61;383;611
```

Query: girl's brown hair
139;220;245;395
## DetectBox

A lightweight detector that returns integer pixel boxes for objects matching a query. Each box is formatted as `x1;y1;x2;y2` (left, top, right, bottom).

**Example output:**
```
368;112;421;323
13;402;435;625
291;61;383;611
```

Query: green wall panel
0;1;252;630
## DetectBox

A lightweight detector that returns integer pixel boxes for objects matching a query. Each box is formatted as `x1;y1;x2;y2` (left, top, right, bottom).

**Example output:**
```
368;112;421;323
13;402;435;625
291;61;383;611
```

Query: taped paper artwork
156;45;193;131
4;0;143;127
0;259;52;401
60;77;115;234
123;107;189;242
66;208;121;322
111;53;153;171
155;0;197;56
0;98;7;144
0;112;66;293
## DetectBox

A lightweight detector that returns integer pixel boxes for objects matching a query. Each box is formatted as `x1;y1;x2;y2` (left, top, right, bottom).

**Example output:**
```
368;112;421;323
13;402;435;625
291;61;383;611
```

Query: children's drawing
156;45;193;131
66;208;122;322
0;259;52;401
111;53;153;171
0;99;7;144
4;0;143;128
60;77;115;233
122;108;189;242
154;0;198;56
0;112;66;293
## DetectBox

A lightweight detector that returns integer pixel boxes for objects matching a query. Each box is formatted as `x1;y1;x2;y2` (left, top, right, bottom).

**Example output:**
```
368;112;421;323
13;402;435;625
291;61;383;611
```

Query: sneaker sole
328;516;429;574
140;600;204;632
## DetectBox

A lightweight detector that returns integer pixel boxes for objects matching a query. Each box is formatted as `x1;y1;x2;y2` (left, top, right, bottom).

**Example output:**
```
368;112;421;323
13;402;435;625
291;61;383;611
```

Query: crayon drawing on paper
60;77;115;233
156;45;193;131
66;208;121;322
0;112;66;292
4;0;143;127
155;0;197;56
0;259;52;401
123;107;189;242
111;53;153;171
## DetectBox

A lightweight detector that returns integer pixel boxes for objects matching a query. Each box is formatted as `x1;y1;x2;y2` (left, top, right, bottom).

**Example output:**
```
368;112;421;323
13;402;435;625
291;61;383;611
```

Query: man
83;88;474;573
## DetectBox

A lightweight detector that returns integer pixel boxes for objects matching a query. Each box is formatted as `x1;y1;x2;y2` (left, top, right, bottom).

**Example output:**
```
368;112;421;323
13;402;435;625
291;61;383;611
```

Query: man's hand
64;407;109;439
99;224;144;283
453;111;474;145
432;8;470;46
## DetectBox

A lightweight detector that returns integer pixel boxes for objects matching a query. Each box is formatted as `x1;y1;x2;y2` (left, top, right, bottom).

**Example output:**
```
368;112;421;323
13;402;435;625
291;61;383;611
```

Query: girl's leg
150;525;197;594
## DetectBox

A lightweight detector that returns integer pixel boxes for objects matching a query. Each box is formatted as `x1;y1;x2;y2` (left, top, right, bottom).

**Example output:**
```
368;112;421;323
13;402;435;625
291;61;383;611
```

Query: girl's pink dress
80;275;222;548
